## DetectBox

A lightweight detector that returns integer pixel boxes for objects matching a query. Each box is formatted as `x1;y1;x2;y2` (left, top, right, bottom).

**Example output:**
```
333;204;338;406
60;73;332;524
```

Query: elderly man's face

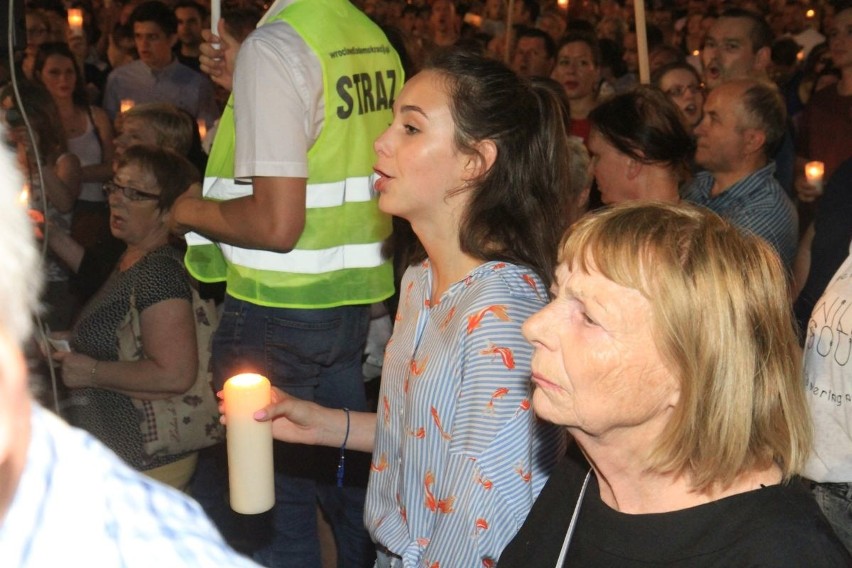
522;261;679;438
693;82;752;173
701;17;764;88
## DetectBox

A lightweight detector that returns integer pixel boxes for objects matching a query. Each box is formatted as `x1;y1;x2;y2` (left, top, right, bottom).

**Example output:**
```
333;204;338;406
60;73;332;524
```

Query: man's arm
170;176;306;252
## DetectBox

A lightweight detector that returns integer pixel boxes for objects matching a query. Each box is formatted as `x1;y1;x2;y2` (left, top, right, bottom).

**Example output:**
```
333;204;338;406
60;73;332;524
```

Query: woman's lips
531;372;561;391
373;168;391;192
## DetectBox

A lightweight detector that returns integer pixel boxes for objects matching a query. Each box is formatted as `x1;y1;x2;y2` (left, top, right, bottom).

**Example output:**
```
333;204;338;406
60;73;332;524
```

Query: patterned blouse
66;245;192;471
365;260;565;567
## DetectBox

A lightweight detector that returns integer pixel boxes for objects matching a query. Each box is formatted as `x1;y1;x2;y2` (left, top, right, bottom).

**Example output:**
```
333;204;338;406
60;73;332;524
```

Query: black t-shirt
499;453;852;567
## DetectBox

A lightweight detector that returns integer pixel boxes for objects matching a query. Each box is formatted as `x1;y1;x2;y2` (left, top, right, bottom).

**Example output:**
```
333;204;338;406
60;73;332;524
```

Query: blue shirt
103;59;219;126
684;162;798;268
0;405;260;567
365;260;565;567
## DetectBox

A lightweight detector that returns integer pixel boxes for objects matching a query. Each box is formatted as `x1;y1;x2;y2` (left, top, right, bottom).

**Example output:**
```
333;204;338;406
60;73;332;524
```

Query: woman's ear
464;139;498;181
626;157;642;180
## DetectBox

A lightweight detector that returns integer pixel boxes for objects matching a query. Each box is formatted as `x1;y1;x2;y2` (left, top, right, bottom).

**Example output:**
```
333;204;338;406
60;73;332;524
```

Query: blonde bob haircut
560;202;810;492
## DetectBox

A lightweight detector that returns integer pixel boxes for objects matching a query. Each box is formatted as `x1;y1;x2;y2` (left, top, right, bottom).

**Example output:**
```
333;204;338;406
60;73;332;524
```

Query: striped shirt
0;405;260;567
684;162;798;268
365;260;565;568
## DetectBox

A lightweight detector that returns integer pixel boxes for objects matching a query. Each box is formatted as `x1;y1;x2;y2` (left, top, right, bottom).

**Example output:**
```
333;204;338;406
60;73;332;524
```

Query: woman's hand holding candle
232;387;378;453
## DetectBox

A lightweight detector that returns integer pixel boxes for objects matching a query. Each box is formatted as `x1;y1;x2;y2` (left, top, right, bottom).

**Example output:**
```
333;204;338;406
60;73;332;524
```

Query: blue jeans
193;295;375;568
813;482;852;555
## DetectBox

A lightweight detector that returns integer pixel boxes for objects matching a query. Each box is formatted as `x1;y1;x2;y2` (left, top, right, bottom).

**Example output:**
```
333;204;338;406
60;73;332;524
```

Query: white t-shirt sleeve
232;21;324;180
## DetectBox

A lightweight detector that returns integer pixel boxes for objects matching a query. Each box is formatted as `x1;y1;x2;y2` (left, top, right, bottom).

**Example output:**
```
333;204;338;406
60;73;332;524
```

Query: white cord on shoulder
555;468;592;568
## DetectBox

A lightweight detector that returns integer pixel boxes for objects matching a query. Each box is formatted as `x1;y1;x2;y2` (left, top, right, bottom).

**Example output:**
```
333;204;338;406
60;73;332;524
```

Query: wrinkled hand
54;351;99;388
794;174;822;203
199;20;241;92
168;181;203;236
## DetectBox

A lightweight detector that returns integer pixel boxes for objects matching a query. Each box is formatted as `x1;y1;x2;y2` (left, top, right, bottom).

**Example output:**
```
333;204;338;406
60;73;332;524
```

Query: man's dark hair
517;27;557;59
129;1;179;36
173;1;207;19
719;8;774;52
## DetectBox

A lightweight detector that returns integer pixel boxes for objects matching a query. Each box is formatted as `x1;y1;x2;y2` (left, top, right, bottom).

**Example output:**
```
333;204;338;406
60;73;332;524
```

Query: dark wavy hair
589;85;695;183
33;42;89;109
410;48;582;291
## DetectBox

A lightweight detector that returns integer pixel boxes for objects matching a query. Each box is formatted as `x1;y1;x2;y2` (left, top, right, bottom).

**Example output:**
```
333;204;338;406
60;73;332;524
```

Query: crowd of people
1;0;851;566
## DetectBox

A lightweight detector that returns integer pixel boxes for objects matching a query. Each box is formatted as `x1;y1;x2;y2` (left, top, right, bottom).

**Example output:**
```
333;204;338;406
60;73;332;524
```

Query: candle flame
19;185;29;206
806;9;815;18
68;9;84;36
227;373;268;387
197;119;207;140
120;99;135;113
804;161;824;183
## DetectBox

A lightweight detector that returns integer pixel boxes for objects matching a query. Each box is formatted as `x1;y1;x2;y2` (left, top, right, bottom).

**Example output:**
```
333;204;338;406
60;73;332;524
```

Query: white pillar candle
211;0;221;36
224;373;275;514
805;161;825;195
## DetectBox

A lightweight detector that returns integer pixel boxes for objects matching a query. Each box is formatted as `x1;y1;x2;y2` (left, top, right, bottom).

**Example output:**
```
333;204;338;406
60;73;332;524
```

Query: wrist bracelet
90;361;99;384
337;407;350;488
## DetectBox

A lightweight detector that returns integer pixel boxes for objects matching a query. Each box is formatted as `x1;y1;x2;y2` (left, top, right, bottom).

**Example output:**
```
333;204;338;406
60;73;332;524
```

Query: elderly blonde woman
499;202;850;567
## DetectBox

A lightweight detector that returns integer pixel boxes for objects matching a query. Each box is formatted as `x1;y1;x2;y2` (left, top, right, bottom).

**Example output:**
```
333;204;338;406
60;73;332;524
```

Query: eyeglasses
103;180;160;202
664;84;704;98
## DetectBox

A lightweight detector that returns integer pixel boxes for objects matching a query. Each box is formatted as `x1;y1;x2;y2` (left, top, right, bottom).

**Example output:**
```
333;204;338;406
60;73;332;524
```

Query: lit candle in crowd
19;184;29;207
67;9;84;37
806;9;815;19
120;99;135;113
557;0;569;10
223;373;275;514
805;161;825;195
197;118;207;141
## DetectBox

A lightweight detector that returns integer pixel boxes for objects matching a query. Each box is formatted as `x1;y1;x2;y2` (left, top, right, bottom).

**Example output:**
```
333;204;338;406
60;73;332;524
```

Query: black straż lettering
336;75;354;119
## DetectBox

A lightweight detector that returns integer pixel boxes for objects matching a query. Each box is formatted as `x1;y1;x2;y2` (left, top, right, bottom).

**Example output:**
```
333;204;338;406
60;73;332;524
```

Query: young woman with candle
248;49;585;567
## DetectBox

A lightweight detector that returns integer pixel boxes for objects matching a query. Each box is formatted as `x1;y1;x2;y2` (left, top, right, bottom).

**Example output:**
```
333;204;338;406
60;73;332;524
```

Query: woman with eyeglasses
52;145;203;491
652;62;705;135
